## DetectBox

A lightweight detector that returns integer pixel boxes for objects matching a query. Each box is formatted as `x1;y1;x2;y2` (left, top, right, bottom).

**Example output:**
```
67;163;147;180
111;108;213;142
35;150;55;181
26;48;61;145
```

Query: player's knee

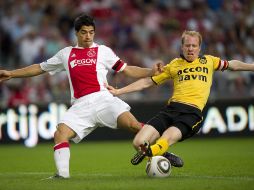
54;124;75;144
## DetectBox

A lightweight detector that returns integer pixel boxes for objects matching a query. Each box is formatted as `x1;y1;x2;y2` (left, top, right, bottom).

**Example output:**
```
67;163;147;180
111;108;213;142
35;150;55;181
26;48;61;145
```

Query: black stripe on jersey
151;76;158;85
217;61;222;70
112;59;124;71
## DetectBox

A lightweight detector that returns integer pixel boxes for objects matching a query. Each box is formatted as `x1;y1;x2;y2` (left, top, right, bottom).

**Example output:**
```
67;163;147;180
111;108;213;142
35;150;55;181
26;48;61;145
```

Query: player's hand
0;70;12;82
107;85;119;96
151;60;164;76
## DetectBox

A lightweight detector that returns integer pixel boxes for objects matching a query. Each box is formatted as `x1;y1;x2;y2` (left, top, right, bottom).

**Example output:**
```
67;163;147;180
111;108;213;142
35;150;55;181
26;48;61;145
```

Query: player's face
76;25;95;48
181;35;201;62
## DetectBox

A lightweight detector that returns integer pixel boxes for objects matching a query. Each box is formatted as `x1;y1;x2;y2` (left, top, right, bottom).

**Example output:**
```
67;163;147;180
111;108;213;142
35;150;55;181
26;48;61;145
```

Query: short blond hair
181;30;202;46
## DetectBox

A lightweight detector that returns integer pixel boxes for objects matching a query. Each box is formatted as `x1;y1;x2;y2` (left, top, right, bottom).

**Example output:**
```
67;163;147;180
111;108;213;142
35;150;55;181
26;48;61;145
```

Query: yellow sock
150;138;169;156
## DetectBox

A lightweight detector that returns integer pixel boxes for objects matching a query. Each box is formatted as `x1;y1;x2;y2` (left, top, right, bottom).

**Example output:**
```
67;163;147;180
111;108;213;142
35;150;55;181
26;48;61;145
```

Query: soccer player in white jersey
0;14;167;179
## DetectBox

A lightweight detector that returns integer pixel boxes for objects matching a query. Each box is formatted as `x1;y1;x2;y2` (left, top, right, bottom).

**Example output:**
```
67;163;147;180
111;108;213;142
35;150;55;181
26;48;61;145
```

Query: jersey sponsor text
178;66;208;82
70;58;97;68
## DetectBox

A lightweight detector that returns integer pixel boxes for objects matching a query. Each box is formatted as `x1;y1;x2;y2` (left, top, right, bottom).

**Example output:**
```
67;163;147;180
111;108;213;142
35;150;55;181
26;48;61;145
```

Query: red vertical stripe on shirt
68;47;100;98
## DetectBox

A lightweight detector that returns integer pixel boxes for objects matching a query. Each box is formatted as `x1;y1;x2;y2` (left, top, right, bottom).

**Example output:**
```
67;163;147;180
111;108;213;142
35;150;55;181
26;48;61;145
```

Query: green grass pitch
0;137;253;190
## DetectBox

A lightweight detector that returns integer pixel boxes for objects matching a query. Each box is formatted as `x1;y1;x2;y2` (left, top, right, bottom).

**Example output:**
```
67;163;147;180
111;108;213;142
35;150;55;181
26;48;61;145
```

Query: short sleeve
40;49;65;75
100;45;126;72
209;55;229;71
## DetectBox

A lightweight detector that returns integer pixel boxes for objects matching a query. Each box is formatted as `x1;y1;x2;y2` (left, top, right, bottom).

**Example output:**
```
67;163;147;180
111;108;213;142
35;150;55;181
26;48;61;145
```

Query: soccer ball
145;156;171;178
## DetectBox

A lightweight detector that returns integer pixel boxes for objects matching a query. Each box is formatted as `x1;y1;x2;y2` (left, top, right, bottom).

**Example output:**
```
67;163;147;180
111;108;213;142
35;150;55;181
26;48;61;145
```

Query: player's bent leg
150;126;182;156
132;126;184;167
52;123;76;179
117;111;142;133
132;125;160;150
160;126;182;146
131;125;160;165
160;126;184;167
54;123;76;144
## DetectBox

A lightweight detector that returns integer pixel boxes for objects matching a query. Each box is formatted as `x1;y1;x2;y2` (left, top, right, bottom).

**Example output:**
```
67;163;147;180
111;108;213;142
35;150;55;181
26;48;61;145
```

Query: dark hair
74;14;95;32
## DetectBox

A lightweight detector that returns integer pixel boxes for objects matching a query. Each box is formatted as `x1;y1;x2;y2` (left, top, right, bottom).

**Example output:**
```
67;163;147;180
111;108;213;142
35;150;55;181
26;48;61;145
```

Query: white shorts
59;91;130;143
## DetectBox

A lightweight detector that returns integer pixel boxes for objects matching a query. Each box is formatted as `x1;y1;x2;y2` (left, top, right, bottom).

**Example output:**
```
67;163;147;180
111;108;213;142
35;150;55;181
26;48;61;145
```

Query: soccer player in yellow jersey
108;30;254;166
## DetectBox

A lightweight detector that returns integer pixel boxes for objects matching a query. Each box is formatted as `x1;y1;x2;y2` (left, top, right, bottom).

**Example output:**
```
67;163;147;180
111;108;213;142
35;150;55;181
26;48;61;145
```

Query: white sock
54;142;70;178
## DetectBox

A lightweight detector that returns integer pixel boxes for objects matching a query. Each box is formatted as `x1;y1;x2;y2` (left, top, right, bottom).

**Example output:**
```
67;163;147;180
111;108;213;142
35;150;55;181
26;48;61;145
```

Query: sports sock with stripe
54;142;70;178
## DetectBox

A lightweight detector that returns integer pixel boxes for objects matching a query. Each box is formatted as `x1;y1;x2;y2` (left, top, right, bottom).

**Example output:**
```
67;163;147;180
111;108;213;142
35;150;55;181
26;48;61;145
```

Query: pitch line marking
175;174;254;181
0;172;253;181
0;172;114;177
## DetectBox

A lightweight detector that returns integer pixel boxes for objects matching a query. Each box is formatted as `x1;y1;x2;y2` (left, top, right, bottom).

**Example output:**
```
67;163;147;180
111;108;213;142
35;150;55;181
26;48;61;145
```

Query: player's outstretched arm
123;60;164;78
0;70;12;82
108;77;154;96
0;64;46;83
228;60;254;71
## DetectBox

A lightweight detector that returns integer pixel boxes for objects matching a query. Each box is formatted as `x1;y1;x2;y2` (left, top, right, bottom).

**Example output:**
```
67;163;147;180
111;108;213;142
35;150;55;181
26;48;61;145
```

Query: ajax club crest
87;49;96;57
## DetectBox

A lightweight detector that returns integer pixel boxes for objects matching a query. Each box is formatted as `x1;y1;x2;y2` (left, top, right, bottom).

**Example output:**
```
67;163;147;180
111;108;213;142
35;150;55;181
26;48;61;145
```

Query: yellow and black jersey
151;55;228;111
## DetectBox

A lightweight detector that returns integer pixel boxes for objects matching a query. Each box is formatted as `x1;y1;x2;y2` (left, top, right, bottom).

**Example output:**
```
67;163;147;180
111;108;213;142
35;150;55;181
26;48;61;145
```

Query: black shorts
147;102;203;141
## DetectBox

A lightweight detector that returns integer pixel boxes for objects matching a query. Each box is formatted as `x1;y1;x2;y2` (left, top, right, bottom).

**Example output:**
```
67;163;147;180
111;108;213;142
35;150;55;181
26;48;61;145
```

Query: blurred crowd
0;0;254;108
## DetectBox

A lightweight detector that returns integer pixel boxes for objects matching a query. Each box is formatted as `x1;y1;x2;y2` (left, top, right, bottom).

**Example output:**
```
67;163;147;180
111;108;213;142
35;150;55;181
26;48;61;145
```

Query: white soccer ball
146;156;171;178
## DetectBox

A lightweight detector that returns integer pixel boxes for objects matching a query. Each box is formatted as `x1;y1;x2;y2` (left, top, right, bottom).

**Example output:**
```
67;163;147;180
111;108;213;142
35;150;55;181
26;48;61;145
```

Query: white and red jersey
40;43;126;104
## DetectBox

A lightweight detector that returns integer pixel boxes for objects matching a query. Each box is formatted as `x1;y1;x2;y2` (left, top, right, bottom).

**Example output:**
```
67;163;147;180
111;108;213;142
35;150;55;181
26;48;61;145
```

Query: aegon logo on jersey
178;66;208;82
70;58;97;68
